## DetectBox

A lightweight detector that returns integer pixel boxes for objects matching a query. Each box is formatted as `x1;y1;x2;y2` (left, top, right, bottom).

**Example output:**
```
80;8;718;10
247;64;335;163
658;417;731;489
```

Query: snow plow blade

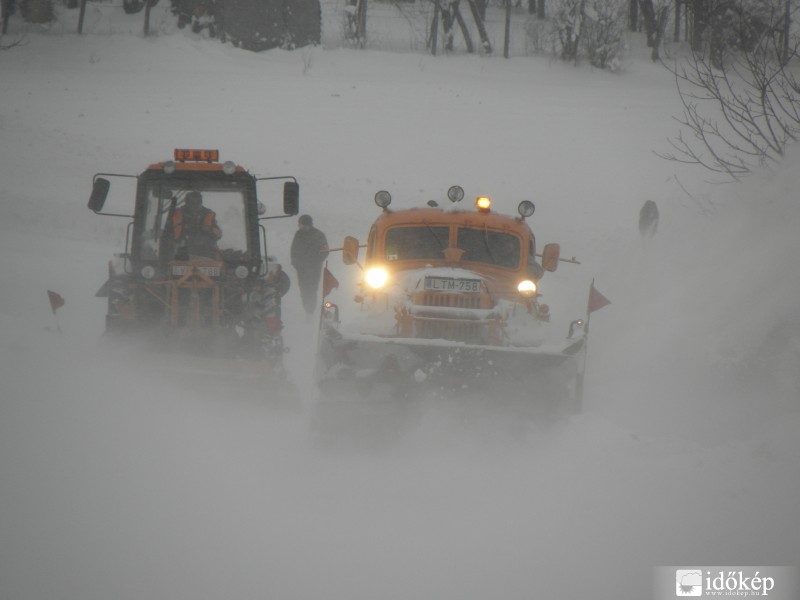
316;329;585;414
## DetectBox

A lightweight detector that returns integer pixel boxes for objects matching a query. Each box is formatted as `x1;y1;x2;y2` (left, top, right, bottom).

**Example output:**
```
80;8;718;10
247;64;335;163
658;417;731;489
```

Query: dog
639;200;659;239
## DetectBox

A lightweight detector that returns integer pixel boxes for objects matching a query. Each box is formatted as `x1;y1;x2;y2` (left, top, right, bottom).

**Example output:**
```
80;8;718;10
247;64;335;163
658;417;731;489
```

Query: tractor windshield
385;226;449;261
140;184;249;261
456;227;520;268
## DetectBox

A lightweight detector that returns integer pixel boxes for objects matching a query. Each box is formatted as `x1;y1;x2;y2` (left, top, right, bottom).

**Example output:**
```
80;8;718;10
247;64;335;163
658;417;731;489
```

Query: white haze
1;5;799;599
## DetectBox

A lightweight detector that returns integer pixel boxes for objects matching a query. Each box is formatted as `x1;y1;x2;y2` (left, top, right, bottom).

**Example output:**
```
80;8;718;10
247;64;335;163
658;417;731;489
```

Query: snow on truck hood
334;264;553;349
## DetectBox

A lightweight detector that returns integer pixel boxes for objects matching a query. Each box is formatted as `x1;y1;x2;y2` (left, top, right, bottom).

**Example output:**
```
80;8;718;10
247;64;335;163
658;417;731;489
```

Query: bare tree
660;28;800;180
344;0;367;48
583;0;629;68
546;0;628;67
638;0;670;60
553;0;586;62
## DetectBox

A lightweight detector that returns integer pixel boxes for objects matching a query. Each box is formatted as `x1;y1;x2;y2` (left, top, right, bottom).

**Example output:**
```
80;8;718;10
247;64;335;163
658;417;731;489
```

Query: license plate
424;276;481;292
172;265;221;277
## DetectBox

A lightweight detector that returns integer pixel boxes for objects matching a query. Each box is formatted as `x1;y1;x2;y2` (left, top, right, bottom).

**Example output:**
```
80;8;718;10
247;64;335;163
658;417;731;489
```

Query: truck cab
336;186;562;346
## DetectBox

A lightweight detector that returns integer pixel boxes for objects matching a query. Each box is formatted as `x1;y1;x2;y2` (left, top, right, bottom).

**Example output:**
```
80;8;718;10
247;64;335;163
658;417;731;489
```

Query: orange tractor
317;186;587;418
88;149;298;366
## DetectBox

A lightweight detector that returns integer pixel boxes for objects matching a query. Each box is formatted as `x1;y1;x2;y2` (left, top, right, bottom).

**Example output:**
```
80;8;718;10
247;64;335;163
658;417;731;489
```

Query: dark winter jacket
639;200;659;238
291;226;328;273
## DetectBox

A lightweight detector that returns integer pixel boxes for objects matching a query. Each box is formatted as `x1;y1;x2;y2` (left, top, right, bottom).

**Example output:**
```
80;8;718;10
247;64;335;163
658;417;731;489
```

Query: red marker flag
47;290;65;314
587;281;610;314
322;266;339;298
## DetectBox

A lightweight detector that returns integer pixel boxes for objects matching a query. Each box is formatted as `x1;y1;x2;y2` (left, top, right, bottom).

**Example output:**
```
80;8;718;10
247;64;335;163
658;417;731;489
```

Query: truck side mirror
88;178;111;213
283;181;299;216
541;243;560;272
342;236;360;265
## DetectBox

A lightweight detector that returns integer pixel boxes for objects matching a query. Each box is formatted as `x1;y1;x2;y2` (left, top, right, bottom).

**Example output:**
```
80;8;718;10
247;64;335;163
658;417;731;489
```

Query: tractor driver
171;191;222;258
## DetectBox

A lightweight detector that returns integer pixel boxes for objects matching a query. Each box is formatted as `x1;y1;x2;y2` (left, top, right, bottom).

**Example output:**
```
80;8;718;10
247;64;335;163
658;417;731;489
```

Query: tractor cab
89;149;299;362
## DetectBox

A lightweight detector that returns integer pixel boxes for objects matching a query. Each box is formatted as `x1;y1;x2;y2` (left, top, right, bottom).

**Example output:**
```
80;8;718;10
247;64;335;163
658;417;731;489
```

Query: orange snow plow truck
317;186;588;417
88;149;299;367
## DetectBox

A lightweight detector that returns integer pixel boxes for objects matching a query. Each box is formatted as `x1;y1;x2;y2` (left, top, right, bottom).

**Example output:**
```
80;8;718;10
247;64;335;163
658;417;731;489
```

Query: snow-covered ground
1;4;799;600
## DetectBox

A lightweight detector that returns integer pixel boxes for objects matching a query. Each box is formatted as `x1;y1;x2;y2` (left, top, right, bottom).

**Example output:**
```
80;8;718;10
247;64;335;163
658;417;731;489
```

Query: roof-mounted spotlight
375;190;392;209
447;185;465;203
518;200;535;218
475;196;491;213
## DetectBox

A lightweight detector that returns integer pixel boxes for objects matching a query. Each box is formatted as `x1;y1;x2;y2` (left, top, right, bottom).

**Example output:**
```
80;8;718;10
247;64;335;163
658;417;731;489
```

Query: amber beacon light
475;196;492;212
174;149;219;163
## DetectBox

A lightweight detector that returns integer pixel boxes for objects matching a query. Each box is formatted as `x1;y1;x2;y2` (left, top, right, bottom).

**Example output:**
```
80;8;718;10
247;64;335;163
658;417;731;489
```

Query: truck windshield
385;226;449;261
456;227;520;268
141;184;249;260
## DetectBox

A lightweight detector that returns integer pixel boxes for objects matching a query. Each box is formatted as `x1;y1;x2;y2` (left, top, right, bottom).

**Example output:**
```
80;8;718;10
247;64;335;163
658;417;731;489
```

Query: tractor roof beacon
88;148;300;366
316;186;587;424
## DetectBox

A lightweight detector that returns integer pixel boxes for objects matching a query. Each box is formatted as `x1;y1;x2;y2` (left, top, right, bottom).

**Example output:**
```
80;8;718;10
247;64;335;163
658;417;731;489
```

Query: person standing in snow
639;200;659;239
290;214;329;316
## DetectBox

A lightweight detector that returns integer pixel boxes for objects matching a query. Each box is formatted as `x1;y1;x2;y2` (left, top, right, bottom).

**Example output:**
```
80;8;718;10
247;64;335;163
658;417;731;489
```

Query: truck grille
407;292;499;344
420;293;482;309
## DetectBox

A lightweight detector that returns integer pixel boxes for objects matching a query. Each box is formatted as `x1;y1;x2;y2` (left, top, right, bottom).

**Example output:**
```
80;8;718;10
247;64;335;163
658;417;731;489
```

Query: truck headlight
365;267;389;289
141;265;156;279
517;279;537;297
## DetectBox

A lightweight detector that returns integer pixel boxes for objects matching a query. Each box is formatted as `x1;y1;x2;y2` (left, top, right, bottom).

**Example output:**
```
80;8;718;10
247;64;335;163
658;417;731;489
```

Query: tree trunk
357;0;367;48
673;0;680;42
650;5;668;60
466;0;492;52
691;0;706;52
2;0;12;34
637;0;657;46
781;0;790;64
453;2;475;52
77;0;88;32
430;0;440;54
442;2;455;51
474;0;486;20
503;0;511;57
143;0;152;36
